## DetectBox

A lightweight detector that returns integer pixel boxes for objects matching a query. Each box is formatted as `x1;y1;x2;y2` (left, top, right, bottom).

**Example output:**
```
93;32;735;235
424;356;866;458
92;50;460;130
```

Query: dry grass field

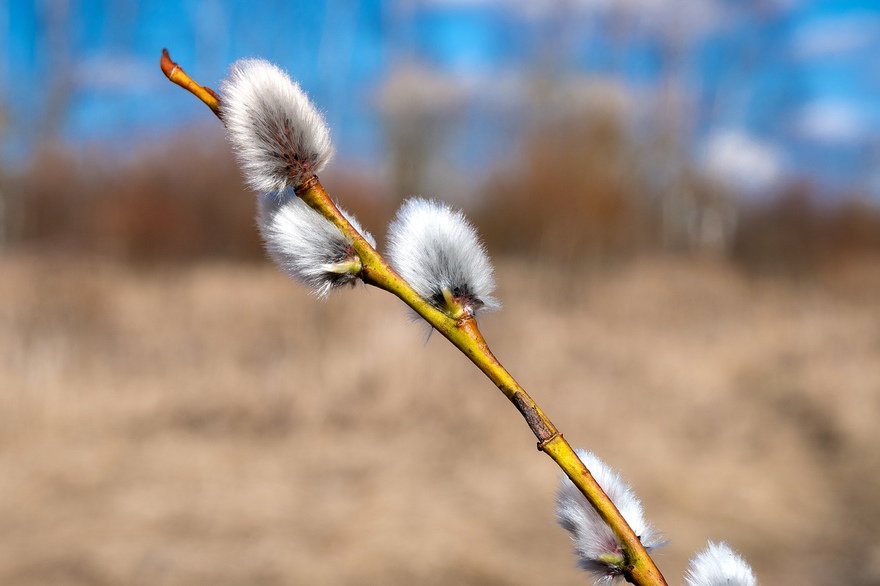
1;252;879;586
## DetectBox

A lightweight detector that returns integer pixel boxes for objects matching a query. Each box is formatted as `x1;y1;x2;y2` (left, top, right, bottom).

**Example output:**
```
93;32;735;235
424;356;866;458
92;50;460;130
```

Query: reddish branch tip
159;48;223;119
159;48;178;79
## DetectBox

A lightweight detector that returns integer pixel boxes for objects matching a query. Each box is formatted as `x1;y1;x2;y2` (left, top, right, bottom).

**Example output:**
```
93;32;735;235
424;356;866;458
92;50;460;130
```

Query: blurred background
1;1;879;585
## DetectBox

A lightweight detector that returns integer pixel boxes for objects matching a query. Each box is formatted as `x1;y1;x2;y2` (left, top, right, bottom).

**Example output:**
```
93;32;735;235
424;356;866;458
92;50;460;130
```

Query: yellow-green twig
161;50;668;586
160;48;223;119
298;177;668;586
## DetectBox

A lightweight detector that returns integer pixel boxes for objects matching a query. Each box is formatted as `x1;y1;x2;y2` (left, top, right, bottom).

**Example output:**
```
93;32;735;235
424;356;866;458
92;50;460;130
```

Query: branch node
537;431;562;452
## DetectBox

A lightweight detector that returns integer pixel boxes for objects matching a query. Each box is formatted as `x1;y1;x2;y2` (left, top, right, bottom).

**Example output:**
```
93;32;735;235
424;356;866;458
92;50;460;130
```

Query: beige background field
1;253;878;585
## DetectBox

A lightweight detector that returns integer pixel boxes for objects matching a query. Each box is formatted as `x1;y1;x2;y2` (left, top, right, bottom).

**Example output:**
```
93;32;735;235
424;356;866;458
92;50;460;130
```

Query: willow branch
160;49;668;586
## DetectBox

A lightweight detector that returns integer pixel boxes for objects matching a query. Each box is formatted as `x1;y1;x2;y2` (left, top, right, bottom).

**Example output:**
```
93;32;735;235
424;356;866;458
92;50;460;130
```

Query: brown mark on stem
511;392;554;442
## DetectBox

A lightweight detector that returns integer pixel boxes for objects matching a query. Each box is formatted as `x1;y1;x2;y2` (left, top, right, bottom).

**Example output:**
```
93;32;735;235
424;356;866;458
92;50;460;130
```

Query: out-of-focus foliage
732;187;880;276
4;138;261;263
0;135;389;264
3;124;880;275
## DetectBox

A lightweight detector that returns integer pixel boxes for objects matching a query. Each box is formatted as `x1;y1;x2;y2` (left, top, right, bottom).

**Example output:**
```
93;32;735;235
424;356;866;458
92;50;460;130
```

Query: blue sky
2;0;879;199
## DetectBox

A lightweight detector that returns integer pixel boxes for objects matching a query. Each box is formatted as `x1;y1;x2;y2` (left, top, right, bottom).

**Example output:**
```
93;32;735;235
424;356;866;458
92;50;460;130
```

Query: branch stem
296;178;668;586
160;48;223;119
161;50;668;586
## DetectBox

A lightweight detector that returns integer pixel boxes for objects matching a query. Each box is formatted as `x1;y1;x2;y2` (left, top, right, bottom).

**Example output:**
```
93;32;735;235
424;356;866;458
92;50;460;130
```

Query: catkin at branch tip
221;58;333;193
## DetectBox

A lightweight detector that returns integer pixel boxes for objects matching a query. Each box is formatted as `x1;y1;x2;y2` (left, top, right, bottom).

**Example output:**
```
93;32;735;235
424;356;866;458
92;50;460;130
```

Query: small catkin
386;198;499;317
556;449;664;583
259;191;375;298
685;541;758;586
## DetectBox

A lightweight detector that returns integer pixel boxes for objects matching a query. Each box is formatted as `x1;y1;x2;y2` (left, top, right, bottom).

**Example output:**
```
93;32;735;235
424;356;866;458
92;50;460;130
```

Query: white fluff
685;542;757;586
259;191;375;298
221;59;333;193
386;198;498;317
556;449;664;582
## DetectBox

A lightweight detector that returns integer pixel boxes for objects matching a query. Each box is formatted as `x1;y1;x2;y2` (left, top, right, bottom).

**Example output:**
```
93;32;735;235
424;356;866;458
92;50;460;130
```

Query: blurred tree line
2;91;879;277
2;0;879;274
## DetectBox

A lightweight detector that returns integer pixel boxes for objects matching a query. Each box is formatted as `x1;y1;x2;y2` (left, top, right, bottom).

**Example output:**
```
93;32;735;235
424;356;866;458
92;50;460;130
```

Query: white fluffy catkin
386;198;499;317
685;542;757;586
556;449;664;583
259;191;375;298
221;59;333;193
